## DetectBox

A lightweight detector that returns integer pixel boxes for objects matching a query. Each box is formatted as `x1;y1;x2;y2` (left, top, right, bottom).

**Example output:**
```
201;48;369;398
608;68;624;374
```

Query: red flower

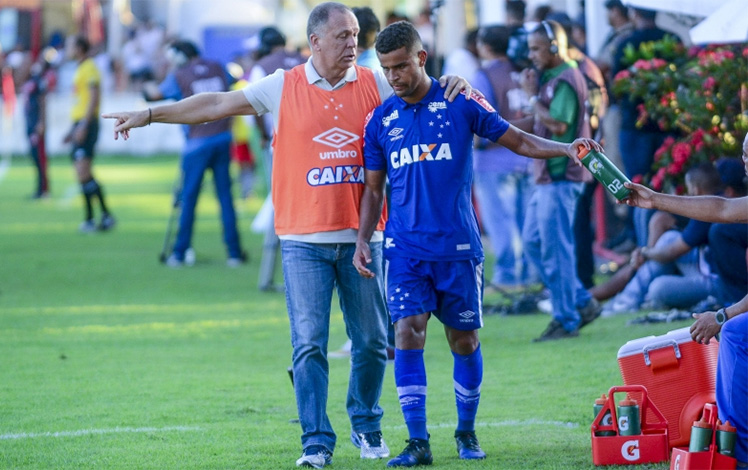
672;142;692;164
651;58;667;68
614;70;631;81
632;175;643;184
651;167;667;191
703;76;717;90
634;59;652;71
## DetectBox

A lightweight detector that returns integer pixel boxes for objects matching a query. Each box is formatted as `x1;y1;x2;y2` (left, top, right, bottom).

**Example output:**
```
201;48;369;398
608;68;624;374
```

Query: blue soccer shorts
384;255;484;331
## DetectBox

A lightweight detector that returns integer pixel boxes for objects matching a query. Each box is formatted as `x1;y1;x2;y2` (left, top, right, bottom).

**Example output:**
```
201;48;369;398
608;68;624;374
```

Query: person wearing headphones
143;40;246;267
518;20;601;341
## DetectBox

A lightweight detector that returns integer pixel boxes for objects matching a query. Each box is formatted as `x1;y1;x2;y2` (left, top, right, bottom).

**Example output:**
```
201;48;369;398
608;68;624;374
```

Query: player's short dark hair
307;2;352;40
375;21;422;55
478;25;511;56
353;6;380;49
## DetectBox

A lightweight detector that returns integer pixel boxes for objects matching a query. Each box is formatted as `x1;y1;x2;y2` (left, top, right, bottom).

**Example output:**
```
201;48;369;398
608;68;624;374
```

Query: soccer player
64;35;115;232
353;21;600;467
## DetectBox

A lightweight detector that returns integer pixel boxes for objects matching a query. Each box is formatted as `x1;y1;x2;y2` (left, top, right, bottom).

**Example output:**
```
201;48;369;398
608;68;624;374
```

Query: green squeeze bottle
577;145;631;201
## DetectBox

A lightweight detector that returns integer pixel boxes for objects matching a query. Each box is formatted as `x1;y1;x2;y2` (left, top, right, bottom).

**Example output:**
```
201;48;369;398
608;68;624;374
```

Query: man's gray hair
307;2;353;41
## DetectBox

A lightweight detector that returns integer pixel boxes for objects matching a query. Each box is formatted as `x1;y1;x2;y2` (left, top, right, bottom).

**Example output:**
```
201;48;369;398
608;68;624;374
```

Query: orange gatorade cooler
617;327;719;449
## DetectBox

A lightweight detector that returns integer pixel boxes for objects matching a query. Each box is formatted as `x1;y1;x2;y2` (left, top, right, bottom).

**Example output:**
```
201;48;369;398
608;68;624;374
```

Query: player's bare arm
353;169;387;278
102;90;257;140
496;124;600;164
623;183;748;224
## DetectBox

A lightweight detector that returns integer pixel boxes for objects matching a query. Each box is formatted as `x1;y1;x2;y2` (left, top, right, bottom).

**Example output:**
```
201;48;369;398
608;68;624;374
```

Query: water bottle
577;145;631;201
593;394;615;436
716;420;737;456
617;398;641;436
688;417;713;452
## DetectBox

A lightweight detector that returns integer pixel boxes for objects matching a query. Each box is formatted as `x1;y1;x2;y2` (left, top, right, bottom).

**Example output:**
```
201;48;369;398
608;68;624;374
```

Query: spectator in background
22;55;53;199
506;0;531;71
64;35;115;233
136;18;166;80
248;26;306;292
547;11;608;289
612;7;680;247
594;0;634;250
442;29;480;83
143;40;245;267
595;0;633;83
473;25;535;290
353;7;381;71
121;28;153;90
571;20;587;55
519;20;601;341
228;72;256;200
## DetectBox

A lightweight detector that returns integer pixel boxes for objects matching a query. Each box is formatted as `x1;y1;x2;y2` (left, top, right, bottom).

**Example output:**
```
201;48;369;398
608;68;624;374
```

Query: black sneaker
455;430;486;459
295;445;332;468
533;320;579;342
386;438;432;467
579;298;602;328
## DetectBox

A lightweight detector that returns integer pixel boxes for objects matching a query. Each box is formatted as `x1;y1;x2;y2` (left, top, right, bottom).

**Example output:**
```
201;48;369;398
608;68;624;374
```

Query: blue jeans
474;171;535;286
281;240;388;452
615;230;708;309
523;182;590;332
173;134;242;259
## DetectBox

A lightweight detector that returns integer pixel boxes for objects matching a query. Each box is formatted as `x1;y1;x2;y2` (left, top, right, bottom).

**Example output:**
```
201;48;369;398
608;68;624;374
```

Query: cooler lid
617;326;692;359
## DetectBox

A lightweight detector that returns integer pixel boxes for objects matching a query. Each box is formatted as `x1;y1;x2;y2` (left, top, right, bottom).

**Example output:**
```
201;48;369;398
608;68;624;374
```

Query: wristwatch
715;308;728;326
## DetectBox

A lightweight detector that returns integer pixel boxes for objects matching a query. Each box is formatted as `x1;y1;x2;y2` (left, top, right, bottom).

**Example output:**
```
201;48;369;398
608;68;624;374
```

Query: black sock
81;181;95;220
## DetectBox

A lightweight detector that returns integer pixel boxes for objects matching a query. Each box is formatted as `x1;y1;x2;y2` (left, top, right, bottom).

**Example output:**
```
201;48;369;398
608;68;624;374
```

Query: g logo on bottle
621;440;640;462
618;416;629;431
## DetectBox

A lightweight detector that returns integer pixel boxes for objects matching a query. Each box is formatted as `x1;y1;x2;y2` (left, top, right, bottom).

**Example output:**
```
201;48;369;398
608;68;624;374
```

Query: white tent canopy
623;0;748;45
622;0;732;17
689;0;748;44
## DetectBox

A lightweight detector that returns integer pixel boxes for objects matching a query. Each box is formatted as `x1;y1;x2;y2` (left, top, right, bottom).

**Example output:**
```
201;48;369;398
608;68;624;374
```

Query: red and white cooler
617;327;719;449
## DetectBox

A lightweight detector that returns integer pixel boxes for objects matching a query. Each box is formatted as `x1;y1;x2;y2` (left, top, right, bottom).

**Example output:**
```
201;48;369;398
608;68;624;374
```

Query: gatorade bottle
688;417;713;452
593;394;615;436
577;145;631;201
716;420;737;457
617;398;641;436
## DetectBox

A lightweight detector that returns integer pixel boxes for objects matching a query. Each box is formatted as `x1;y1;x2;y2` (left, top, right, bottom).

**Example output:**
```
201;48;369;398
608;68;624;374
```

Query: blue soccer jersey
364;77;510;261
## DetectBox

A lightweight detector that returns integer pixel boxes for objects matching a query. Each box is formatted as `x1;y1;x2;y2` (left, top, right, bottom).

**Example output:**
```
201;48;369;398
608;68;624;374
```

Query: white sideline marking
385;419;579;431
1;419;577;441
0;425;202;440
